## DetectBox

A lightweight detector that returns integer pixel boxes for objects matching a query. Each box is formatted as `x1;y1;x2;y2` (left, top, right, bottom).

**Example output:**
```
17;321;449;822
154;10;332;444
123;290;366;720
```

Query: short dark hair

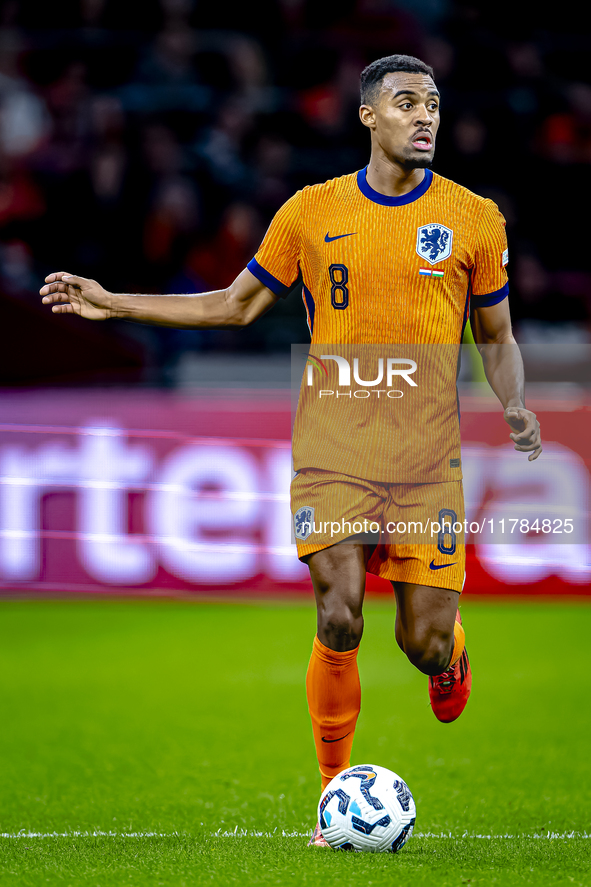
360;55;435;105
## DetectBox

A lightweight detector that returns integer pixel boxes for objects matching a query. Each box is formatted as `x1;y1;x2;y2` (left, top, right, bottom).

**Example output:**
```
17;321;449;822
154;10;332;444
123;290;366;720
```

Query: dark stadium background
0;0;589;599
1;0;589;385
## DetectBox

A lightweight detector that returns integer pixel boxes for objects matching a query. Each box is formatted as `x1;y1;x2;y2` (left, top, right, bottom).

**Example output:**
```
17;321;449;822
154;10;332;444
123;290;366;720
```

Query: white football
318;764;416;852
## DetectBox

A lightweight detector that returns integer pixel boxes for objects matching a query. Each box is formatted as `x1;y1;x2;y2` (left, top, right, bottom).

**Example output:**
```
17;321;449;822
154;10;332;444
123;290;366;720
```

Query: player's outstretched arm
39;268;278;329
472;299;542;461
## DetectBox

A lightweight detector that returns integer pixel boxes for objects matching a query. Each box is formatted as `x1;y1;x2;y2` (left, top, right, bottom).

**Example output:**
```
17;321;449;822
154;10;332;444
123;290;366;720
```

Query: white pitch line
1;830;590;840
1;831;178;839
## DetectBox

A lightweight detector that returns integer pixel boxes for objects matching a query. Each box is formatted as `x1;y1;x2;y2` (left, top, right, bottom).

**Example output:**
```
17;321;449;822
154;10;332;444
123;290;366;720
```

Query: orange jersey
248;168;509;481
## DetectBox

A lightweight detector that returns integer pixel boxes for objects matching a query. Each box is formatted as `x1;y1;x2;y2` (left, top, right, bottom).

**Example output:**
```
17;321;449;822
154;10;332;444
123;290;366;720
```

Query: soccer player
40;55;541;846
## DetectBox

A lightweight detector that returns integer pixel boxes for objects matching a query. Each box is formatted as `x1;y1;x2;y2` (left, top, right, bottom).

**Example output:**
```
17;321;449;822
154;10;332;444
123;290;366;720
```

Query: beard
399;151;434;171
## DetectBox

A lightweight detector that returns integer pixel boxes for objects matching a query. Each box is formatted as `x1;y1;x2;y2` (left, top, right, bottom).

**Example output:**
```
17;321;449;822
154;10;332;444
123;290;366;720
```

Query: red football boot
429;611;472;723
308;821;330;847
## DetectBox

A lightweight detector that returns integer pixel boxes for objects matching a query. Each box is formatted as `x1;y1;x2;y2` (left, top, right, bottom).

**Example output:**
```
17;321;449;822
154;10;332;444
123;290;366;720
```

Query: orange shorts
291;469;465;593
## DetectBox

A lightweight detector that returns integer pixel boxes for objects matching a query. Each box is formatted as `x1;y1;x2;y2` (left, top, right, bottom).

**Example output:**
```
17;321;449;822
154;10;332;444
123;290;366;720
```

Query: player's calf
392;582;460;674
305;545;366;792
429;611;472;723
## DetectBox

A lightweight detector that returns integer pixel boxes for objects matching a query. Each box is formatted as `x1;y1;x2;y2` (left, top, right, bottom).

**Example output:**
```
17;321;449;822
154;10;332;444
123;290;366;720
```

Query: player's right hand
40;272;113;321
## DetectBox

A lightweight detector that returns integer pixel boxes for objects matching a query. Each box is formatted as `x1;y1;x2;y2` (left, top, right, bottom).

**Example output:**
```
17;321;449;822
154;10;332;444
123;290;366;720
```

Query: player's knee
405;630;453;676
318;606;364;652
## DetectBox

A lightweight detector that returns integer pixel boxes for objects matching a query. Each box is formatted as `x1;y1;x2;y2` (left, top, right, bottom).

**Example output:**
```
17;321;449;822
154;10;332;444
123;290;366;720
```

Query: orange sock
449;618;465;667
306;635;361;791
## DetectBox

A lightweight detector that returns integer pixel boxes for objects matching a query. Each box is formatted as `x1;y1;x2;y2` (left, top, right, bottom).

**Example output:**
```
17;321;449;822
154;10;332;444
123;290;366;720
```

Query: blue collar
356;166;433;206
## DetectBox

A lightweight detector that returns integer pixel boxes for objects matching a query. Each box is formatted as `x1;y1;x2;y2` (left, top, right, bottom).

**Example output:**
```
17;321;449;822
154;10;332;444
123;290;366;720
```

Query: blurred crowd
1;0;590;384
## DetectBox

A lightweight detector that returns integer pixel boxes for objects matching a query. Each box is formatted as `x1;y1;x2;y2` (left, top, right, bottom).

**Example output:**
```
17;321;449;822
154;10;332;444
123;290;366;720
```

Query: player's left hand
504;407;542;461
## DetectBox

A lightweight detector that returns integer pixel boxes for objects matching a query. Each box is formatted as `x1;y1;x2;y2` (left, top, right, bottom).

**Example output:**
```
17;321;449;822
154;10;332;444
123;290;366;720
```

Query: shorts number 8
437;507;457;556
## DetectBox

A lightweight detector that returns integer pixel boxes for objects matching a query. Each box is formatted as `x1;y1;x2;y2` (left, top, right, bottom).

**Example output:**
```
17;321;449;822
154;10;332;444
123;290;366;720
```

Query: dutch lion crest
294;506;315;541
416;223;453;265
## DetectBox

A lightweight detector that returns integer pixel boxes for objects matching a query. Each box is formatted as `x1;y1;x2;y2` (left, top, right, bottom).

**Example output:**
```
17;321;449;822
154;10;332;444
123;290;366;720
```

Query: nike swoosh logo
325;232;356;243
321;733;351;743
429;560;458;570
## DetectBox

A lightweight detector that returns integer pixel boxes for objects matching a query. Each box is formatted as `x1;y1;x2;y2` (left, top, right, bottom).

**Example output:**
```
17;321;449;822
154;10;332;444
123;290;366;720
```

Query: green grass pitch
0;597;590;886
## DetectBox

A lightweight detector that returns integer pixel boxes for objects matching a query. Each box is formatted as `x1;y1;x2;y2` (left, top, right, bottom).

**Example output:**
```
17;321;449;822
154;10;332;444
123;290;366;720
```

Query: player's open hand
504;407;542;461
40;272;113;321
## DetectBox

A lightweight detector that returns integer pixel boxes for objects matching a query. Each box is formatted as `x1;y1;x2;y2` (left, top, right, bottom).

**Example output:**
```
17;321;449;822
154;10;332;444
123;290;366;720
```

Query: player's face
361;72;440;170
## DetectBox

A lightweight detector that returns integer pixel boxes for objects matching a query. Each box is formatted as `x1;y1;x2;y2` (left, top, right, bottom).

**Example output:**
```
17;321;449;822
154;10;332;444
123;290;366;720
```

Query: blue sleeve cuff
471;282;509;308
247;258;294;298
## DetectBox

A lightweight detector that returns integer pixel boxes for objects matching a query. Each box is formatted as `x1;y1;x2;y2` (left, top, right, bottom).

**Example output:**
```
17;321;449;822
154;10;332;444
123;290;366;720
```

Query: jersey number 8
329;264;349;310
